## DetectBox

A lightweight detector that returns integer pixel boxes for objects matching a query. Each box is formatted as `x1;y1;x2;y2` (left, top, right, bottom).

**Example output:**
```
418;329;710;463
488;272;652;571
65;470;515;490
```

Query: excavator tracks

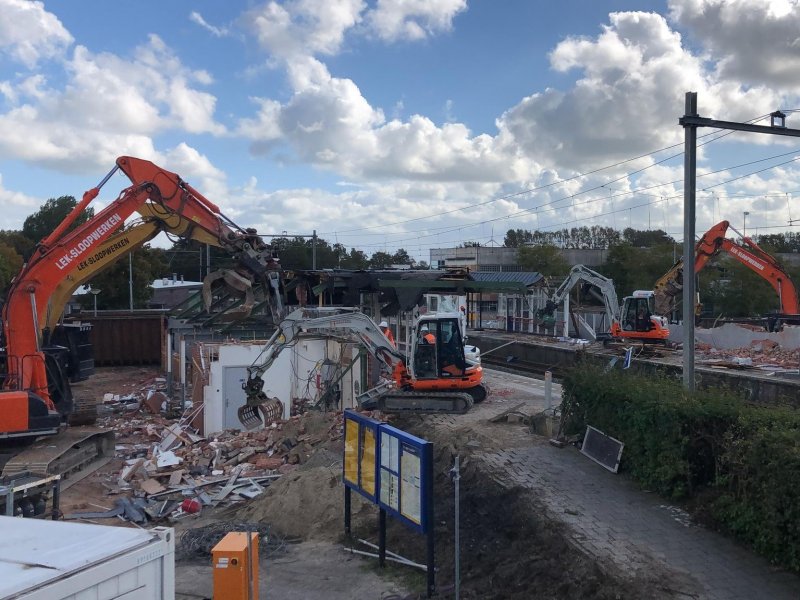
375;391;474;415
1;427;115;490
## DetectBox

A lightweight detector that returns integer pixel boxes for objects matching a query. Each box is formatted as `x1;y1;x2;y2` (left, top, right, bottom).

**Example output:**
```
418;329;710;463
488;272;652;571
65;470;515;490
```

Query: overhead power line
320;113;774;238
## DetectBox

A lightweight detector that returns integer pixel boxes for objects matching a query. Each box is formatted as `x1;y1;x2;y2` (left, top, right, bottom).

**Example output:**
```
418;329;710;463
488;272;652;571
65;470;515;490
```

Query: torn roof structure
171;268;543;329
295;269;541;315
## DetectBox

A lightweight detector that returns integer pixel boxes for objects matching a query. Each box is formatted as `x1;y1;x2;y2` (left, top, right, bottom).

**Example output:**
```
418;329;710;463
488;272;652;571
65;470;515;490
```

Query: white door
223;366;249;430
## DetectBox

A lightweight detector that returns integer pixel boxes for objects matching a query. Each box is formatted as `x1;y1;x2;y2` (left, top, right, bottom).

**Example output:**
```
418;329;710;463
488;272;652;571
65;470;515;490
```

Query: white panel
0;518;173;600
291;338;326;403
113;588;146;600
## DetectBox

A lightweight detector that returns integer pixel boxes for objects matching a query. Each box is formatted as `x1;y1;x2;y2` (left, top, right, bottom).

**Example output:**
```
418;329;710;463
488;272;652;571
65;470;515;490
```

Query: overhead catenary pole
451;455;461;600
682;92;698;392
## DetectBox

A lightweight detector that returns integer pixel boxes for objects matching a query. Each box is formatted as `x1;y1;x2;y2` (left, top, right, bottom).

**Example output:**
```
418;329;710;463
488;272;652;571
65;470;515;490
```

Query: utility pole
312;230;317;270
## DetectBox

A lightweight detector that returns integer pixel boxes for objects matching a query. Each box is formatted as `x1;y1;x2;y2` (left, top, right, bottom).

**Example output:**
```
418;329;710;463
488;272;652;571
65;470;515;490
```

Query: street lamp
743;211;750;239
89;286;101;316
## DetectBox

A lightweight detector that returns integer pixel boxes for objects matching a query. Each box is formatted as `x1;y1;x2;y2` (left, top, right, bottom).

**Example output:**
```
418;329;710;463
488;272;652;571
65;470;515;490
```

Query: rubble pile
68;388;345;526
697;338;800;371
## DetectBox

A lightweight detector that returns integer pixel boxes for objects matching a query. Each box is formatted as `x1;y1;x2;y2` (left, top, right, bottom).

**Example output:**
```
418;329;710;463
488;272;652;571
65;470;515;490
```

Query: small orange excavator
0;156;284;477
240;307;487;428
540;265;670;344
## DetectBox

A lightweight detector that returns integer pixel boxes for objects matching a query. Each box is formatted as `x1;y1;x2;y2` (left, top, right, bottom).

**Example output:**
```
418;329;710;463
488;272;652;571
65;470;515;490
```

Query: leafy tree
622;228;675;248
505;226;620;249
0;230;35;260
755;232;800;253
0;241;23;297
518;244;570;276
81;246;167;310
459;241;482;247
504;228;534;247
698;257;784;317
368;251;394;269
336;245;370;270
602;242;675;299
163;240;239;282
391;248;412;265
22;196;95;245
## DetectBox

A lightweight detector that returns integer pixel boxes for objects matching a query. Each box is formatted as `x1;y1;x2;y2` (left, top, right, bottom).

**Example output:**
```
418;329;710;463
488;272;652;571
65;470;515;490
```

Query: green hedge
562;363;800;572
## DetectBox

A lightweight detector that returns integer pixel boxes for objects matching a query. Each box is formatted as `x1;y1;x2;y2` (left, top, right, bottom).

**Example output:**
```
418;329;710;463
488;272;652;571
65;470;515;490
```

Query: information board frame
342;409;380;503
342;410;435;597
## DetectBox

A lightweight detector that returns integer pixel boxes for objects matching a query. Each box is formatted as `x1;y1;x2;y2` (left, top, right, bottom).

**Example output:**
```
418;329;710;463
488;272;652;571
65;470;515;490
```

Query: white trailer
0;517;175;600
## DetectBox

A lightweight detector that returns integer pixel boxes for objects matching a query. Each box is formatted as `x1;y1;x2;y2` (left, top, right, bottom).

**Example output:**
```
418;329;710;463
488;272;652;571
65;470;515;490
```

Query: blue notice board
377;424;432;534
343;410;433;534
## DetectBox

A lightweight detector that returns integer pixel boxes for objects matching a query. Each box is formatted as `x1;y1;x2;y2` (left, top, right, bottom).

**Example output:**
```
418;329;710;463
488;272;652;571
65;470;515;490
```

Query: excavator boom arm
653;220;799;316
545;264;620;324
2;156;283;409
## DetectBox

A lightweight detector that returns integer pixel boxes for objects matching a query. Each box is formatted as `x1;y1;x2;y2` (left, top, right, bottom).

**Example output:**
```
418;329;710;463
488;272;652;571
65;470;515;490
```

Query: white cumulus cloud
669;0;800;89
366;0;467;41
0;0;73;67
189;11;230;38
243;0;365;62
0;35;224;173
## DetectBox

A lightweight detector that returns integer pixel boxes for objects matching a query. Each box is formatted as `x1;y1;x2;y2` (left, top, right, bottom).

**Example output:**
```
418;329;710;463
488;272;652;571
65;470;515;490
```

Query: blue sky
1;0;800;263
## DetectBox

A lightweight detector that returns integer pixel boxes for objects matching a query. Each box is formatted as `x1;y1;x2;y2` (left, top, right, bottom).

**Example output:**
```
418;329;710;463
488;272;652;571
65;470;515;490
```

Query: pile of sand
236;456;372;541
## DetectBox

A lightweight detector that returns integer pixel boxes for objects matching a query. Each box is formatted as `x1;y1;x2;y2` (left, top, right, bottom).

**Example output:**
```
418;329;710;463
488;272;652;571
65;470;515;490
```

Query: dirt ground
57;366;676;599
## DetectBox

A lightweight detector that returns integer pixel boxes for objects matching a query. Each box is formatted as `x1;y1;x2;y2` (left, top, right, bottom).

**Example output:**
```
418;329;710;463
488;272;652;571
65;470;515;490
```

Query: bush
562;363;800;572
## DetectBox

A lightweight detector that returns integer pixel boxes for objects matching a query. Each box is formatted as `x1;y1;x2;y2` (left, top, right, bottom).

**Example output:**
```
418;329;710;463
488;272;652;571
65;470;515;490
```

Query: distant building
148;275;202;309
430;246;520;271
430;246;607;271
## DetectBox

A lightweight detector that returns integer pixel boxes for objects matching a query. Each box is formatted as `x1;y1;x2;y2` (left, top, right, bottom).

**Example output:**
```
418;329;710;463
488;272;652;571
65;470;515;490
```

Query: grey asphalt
455;369;800;600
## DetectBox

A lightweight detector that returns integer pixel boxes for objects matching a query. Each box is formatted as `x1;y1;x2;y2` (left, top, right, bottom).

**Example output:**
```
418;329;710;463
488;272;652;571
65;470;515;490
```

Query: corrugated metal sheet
82;312;165;366
471;271;544;287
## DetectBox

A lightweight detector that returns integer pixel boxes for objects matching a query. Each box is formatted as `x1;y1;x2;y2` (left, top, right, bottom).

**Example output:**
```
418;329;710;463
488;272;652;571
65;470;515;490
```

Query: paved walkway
449;369;800;600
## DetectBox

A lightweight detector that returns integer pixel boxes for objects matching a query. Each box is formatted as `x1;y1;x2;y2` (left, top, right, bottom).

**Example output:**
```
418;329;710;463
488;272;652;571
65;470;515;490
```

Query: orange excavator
240;307;487;428
654;220;799;326
0;156;284;476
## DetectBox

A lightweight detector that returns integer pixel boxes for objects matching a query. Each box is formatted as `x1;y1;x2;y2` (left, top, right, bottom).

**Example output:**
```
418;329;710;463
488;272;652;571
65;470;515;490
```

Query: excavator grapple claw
238;397;283;430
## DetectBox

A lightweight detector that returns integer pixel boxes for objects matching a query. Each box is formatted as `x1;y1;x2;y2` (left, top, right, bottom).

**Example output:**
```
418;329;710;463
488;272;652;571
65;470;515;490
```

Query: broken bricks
99;388;346;526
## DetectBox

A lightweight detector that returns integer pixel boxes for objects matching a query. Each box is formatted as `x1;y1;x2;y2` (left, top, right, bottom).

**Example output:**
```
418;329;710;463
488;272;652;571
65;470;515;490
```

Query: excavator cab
621;293;655;332
411;316;468;380
614;291;670;343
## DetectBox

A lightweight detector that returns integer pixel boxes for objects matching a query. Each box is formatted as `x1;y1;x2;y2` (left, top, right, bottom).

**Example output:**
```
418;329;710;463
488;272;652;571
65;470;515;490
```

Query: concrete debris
155;450;182;468
140;478;166;495
94;379;347;527
697;340;800;371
